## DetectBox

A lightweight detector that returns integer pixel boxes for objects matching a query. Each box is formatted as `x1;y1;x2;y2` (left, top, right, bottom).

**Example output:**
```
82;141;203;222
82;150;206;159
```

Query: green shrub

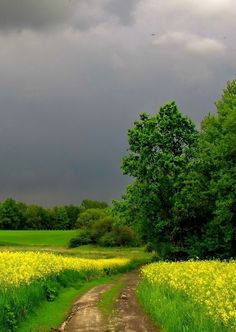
75;208;107;229
91;217;113;241
145;242;155;253
69;229;92;248
113;225;136;246
97;225;136;247
98;232;117;247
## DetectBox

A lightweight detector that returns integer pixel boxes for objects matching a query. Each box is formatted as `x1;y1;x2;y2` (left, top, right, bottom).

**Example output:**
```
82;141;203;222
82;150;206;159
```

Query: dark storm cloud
0;0;140;32
0;0;235;206
0;0;76;31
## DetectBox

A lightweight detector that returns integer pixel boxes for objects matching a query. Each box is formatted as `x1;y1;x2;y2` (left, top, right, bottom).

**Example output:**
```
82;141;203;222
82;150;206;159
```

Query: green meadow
0;230;77;247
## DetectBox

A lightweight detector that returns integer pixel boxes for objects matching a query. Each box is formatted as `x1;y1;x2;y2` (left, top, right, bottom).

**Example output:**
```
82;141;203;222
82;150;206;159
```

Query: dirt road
58;271;159;332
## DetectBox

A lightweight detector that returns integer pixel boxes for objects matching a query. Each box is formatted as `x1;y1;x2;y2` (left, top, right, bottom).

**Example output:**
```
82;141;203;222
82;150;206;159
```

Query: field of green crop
0;230;77;247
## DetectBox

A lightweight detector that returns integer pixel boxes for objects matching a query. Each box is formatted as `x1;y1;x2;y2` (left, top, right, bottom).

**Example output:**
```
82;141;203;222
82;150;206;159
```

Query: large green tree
173;80;236;258
117;101;198;258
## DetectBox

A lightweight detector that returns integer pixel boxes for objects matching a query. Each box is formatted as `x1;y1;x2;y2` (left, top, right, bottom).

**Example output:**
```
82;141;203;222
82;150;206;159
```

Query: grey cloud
153;32;226;56
0;0;140;32
104;0;140;25
173;0;234;18
0;0;76;31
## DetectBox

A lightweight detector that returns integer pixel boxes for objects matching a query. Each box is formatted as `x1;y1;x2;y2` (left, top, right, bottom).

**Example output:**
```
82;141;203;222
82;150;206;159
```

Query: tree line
0;199;108;230
113;80;236;260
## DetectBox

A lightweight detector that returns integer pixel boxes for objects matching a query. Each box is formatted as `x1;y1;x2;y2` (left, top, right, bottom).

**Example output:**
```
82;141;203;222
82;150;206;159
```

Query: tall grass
137;281;229;332
1;267;124;331
0;270;94;331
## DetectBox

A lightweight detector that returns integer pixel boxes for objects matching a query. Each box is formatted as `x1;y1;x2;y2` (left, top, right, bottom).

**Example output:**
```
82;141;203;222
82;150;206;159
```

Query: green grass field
0;230;77;247
0;230;150;263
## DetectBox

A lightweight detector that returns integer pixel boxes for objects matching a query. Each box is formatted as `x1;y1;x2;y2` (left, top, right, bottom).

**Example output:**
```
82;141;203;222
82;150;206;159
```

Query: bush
98;232;117;247
75;209;107;229
69;229;92;248
145;242;155;253
91;217;113;241
98;225;136;247
113;225;136;246
72;211;138;248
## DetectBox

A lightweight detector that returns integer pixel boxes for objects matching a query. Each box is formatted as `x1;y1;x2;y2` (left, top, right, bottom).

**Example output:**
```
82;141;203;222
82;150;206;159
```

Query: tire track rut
56;271;159;332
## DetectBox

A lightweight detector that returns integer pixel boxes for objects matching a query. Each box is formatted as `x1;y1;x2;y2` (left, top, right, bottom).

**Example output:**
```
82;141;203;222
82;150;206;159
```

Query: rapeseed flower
141;260;236;330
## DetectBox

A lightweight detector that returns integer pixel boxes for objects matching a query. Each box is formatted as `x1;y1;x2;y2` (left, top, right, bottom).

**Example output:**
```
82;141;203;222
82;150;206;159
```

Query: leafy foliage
75;208;108;229
115;101;198;258
70;208;137;248
115;82;236;259
69;229;92;247
0;199;107;231
0;199;25;230
173;80;236;258
79;199;108;212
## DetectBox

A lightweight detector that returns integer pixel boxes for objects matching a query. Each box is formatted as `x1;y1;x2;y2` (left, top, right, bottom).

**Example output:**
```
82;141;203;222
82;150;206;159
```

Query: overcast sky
0;0;235;206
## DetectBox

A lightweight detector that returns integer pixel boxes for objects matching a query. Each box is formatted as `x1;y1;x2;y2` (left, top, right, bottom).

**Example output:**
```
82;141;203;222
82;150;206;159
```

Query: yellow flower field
141;261;236;330
0;251;130;286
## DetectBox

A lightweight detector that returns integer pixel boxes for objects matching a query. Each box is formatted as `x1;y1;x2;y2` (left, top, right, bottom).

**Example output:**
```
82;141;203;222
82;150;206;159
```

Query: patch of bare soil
55;271;159;332
57;283;113;332
107;271;159;332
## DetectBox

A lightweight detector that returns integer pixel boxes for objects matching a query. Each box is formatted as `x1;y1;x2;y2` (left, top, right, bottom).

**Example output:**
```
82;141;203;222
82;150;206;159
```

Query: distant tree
50;207;70;230
79;199;108;213
76;208;108;229
0;198;26;230
64;205;80;229
25;205;51;230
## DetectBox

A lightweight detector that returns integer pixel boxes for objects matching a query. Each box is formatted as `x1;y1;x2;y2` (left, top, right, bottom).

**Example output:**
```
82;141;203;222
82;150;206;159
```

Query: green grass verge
98;280;125;318
17;274;121;332
0;230;77;247
0;270;92;332
137;280;228;332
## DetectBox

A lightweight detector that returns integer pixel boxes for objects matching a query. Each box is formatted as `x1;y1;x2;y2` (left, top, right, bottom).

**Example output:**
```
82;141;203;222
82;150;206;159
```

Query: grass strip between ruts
98;280;125;318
